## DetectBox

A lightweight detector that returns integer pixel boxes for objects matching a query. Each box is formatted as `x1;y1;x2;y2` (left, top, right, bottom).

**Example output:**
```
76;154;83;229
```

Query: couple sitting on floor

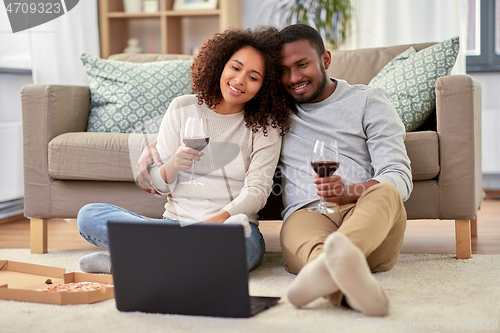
77;24;412;317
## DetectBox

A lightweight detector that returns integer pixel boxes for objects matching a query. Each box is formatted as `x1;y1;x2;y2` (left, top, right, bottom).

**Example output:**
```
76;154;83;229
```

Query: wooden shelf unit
98;0;242;58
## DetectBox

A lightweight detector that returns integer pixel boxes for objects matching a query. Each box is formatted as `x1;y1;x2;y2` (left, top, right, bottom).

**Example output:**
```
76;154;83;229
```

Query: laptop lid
107;221;278;318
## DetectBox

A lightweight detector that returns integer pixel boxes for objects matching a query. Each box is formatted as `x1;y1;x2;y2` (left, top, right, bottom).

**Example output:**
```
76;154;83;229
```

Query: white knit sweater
152;95;281;224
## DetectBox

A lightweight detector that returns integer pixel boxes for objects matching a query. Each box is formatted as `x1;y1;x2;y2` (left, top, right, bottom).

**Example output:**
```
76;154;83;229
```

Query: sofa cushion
49;131;439;182
326;42;436;85
81;53;193;134
404;131;440;180
48;132;157;181
368;37;459;132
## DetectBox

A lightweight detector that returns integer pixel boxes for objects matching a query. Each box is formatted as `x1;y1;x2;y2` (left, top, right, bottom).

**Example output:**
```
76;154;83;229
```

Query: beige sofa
21;43;482;259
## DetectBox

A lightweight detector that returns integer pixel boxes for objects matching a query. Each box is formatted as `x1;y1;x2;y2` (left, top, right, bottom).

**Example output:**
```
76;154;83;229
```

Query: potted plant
264;0;352;50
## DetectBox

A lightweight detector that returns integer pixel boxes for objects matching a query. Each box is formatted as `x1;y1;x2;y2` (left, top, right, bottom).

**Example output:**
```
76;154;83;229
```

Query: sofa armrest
21;84;90;138
21;84;90;218
435;75;482;220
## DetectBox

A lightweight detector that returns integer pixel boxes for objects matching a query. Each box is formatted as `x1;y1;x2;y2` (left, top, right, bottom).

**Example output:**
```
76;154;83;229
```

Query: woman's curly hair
191;26;295;136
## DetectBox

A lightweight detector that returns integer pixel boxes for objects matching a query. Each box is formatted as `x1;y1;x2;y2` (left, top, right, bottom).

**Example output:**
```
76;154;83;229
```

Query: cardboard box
0;260;114;305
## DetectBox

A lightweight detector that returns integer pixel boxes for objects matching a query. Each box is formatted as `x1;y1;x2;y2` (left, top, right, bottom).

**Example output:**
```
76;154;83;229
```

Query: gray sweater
280;79;413;221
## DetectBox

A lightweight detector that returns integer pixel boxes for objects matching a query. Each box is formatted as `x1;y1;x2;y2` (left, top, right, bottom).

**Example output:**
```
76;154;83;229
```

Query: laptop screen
108;221;254;317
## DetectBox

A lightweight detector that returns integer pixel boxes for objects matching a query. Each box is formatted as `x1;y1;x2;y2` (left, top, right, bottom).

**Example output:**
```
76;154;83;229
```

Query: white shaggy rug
1;249;500;333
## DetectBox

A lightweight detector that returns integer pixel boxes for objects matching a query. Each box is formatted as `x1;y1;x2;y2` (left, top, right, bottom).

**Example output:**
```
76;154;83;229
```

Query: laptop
107;220;281;318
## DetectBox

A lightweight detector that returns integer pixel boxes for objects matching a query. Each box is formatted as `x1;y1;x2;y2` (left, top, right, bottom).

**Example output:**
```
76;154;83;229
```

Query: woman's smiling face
218;46;266;113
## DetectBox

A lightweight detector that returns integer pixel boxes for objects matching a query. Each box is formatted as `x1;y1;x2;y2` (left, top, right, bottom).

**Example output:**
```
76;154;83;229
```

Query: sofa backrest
110;42;436;85
108;53;194;62
327;42;436;84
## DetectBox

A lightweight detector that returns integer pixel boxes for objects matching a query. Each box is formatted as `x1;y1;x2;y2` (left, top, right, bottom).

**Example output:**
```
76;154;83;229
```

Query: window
466;0;500;72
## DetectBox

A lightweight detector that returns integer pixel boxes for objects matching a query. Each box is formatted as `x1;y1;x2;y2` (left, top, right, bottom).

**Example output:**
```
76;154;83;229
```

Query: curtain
0;8;31;69
28;0;100;85
345;0;469;74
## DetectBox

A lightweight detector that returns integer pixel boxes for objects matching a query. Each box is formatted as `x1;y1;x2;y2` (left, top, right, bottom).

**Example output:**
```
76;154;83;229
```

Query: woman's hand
170;146;204;172
135;142;204;193
157;146;205;185
204;210;230;223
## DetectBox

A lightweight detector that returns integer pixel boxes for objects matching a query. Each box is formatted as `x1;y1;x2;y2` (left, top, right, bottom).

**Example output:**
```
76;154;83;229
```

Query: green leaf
262;0;352;50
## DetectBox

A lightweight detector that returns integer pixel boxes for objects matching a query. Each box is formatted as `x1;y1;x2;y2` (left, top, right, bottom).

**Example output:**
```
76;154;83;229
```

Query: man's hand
314;175;379;205
136;141;162;194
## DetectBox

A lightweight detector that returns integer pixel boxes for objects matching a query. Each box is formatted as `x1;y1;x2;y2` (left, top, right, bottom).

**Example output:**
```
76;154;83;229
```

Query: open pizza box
0;260;114;305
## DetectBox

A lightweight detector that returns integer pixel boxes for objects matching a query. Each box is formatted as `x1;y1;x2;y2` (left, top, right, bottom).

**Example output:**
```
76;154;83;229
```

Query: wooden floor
1;198;499;254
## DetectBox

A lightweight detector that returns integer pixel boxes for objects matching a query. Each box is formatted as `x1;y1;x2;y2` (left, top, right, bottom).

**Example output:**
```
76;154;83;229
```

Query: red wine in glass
311;161;339;177
183;137;210;152
308;140;339;214
180;117;208;185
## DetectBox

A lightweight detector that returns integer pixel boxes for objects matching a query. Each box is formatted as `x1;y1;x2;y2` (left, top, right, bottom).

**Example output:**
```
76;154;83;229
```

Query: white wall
242;0;270;28
0;72;33;203
469;73;500;111
0;6;31;69
0;73;32;123
0;7;32;211
469;72;500;189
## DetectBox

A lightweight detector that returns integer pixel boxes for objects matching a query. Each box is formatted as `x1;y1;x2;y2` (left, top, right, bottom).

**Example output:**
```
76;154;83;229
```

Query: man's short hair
278;24;326;58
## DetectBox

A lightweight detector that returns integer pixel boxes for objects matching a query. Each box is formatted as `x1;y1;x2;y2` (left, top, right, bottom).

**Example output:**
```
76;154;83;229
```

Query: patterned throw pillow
368;37;459;132
81;53;193;133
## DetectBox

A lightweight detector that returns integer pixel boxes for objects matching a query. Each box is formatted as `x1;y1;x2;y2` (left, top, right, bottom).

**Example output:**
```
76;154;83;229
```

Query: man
138;24;412;316
276;24;412;316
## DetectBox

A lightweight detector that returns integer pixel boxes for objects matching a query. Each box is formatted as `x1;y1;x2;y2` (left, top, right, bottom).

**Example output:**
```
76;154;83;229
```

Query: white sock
323;232;389;316
79;252;112;274
287;253;339;308
223;214;252;238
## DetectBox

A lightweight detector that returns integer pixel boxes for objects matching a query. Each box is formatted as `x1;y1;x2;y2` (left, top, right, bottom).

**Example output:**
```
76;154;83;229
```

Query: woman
77;26;293;273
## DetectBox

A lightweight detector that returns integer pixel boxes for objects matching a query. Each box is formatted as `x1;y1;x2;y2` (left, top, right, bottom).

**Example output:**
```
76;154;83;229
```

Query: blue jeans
77;203;266;271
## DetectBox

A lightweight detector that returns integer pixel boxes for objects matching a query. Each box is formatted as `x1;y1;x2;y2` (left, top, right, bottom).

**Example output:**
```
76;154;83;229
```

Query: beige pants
280;182;407;306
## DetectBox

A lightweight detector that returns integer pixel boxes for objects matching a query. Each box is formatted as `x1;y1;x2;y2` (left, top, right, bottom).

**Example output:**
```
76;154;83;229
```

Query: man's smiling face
280;39;328;104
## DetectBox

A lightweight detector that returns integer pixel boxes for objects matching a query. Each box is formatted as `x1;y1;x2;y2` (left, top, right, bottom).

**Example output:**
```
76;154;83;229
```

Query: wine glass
179;117;209;185
308;140;340;214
